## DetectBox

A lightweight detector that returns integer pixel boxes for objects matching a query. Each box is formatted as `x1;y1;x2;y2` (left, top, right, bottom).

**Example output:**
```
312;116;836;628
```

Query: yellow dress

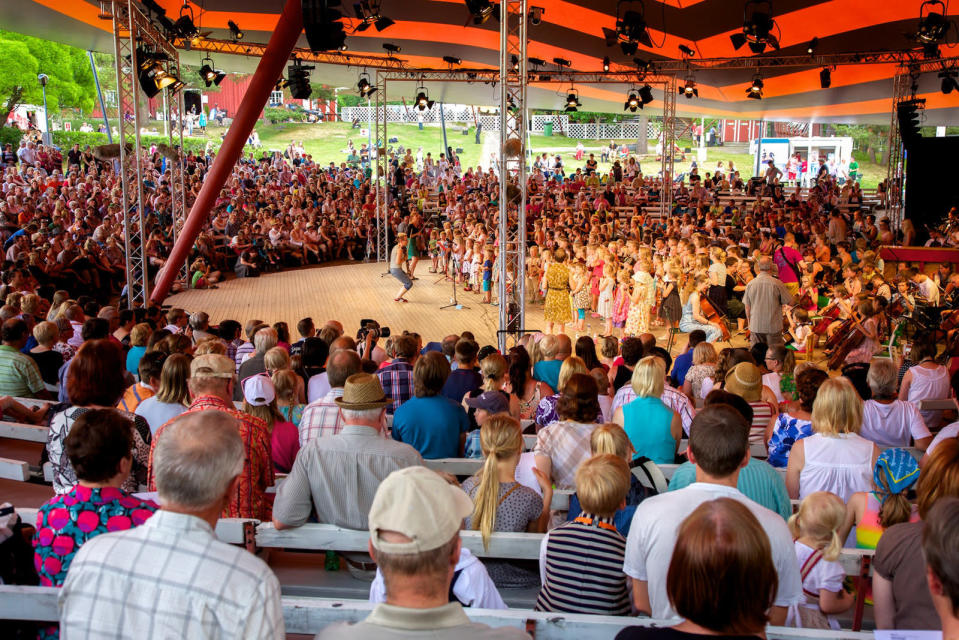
543;263;572;324
624;271;654;335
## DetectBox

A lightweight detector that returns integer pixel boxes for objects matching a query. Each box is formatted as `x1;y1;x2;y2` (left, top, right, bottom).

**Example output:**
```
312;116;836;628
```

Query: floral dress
624;271;654;336
543;262;572;324
767;411;814;468
33;485;158;639
612;284;630;327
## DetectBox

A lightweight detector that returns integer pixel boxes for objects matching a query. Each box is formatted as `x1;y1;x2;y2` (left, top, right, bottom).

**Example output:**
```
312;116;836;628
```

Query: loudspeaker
905;136;959;238
183;91;201;114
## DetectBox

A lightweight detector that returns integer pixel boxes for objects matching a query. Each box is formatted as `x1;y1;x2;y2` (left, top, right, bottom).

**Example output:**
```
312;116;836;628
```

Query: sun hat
874;447;920;496
334;373;392;411
724;362;762;402
464;390;510;414
242;373;276;407
190;354;235;379
368;466;473;555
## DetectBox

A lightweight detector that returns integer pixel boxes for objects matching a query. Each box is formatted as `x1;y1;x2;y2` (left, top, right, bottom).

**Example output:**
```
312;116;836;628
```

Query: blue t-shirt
670;349;694;386
533;359;562;393
392;395;469;459
441;368;482;402
126;345;147;378
482;259;493;282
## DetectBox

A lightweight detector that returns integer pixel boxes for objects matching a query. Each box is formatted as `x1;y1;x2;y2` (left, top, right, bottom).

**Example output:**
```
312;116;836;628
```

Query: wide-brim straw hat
334;373;392;410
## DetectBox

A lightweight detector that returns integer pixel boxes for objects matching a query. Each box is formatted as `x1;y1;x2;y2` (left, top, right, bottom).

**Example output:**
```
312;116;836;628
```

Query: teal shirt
622;396;676;465
668;458;792;521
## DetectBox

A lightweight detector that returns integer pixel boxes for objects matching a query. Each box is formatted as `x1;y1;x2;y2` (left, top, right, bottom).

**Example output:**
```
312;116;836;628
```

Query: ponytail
789;491;846;562
468;414;523;550
878;490;914;529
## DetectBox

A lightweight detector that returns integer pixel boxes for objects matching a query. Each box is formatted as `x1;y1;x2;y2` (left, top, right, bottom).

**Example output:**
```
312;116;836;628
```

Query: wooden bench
0;586;874;639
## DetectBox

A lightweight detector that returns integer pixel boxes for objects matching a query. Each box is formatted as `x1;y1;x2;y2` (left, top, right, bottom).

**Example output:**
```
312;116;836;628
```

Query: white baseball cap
242;373;275;407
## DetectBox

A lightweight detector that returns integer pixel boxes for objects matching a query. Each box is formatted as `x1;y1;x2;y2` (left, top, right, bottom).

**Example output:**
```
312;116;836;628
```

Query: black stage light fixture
529;6;545;25
228;20;244;40
939;70;959;94
678;44;695;57
806;36;818;55
140;62;176;99
173;3;199;41
511;55;520;71
353;0;394;32
382;43;401;55
924;42;942;59
564;88;581;112
680;77;698;98
198;58;217;87
746;74;764;99
603;56;610;72
917;0;950;43
633;57;651;72
464;0;495;25
414;86;435;111
356;72;377;97
730;0;780;54
528;57;545;68
603;1;653;56
287;60;314;99
444;55;463;66
638;84;654;104
819;67;831;88
553;57;571;68
303;0;347;52
624;89;641;112
213;69;227;86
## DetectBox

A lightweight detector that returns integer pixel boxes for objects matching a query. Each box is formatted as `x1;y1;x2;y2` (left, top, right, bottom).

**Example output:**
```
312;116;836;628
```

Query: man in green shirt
848;157;859;182
0;318;51;399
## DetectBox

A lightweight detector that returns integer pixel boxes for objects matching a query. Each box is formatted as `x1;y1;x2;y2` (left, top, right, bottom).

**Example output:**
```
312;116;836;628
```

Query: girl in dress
658;265;682;329
788;492;855;629
624;260;654;336
570;261;591;333
428;229;440;273
597;262;616;336
612;269;632;336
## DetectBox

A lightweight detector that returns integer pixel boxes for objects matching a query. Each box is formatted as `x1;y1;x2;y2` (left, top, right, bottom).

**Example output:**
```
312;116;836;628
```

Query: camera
358;319;390;341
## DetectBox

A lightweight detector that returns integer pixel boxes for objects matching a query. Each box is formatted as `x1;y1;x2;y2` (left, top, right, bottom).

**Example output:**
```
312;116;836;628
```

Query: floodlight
638;84;654;104
228;20;244;40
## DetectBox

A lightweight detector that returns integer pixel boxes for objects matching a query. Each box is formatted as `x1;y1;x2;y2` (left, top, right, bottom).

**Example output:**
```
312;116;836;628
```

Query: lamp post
37;74;51;146
332;86;348;122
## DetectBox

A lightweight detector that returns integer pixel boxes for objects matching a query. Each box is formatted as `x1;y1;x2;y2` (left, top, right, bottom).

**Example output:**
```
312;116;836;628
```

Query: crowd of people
2;125;959;638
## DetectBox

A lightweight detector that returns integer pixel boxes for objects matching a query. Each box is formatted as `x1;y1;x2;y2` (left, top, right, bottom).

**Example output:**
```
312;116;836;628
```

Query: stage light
353;0;394;32
917;0;950;43
638;84;654;104
382;43;401;55
287;60;314;100
140;62;176;99
940;70;959;94
678;44;695;57
356;72;377;97
624;90;640;112
924;42;942;59
167;77;186;94
303;0;347;52
511;55;520;71
819;67;831;88
730;0;780;54
214;70;227;86
228;20;244;40
553;57;571;68
414;86;434;111
564;88;581;112
528;57;545;68
806;37;818;55
746;74;764;99
603;56;610;72
464;0;495;25
199;60;216;86
173;4;198;41
444;55;463;66
679;77;698;99
633;57;651;72
603;2;653;55
529;6;545;25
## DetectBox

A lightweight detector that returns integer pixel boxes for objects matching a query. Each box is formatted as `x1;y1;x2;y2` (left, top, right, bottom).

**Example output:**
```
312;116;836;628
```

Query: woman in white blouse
899;339;951;431
861;358;932;450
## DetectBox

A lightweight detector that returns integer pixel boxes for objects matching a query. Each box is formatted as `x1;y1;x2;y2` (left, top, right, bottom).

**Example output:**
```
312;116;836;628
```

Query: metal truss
886;67;912;228
497;0;528;351
165;88;189;286
374;73;389;262
170;36;407;70
660;76;677;217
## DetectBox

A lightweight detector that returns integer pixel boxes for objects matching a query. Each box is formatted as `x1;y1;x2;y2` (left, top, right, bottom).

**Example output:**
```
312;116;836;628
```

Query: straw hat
724;362;762;403
334;373;392;410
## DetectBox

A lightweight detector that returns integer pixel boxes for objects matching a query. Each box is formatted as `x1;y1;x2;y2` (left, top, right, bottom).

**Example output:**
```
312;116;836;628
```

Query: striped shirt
376;358;414;414
272;424;423;530
298;387;347;446
535;513;631;615
749;401;776;444
0;344;45;397
117;382;155;413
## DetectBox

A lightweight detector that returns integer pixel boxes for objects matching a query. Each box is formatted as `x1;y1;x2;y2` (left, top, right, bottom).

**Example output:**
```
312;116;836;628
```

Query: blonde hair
480;353;508;391
575;454;630;517
788;491;846;561
272;369;299;403
590;423;634;460
469;414;524;550
194;338;226;356
631;355;665;398
264;346;291;372
33;321;58;345
129;323;152;347
692;342;717;366
557;356;589;392
811;377;863;436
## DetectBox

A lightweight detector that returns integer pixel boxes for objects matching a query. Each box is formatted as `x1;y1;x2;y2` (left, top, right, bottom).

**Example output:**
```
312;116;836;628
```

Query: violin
813;302;841;335
699;294;731;341
827;320;866;370
942;308;959;331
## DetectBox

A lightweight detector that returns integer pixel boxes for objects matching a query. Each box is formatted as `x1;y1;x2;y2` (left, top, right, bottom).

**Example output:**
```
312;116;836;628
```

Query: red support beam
150;0;303;304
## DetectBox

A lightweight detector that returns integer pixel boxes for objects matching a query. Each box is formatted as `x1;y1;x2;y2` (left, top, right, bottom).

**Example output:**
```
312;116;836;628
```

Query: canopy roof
7;0;959;124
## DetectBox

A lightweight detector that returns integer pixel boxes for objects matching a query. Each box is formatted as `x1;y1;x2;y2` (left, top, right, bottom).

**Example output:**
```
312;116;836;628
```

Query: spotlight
633;57;651;72
464;0;495;25
603;4;653;53
603;56;610;72
678;44;695;57
382;43;401;55
564;88;581;112
819;67;831;89
511;55;519;71
916;0;950;43
624;90;641;112
414;86;435;111
806;36;818;55
303;0;347;52
940;69;959;94
679;77;698;99
553;57;571;68
746;74;764;99
353;0;394;32
528;6;545;25
228;20;244;40
528;57;545;68
443;55;463;66
357;72;377;97
287;60;314;100
140;62;176;99
173;4;198;41
214;70;227;86
198;60;217;87
730;0;780;54
167;77;186;94
638;84;654;104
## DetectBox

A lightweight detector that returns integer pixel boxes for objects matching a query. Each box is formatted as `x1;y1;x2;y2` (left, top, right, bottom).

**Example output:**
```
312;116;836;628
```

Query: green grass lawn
194;121;887;189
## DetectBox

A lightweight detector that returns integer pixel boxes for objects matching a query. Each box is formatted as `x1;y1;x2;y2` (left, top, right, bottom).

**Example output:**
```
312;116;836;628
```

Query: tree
0;30;96;125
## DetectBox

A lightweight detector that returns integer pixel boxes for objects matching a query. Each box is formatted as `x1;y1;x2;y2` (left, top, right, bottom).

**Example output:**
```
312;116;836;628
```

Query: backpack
629;456;667;495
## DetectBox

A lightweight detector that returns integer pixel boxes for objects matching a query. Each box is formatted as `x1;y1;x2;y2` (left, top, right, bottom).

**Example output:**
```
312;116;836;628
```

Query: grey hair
253;327;278;354
758;257;774;273
340;407;385;424
153;410;245;509
189;311;209;330
867;358;899;399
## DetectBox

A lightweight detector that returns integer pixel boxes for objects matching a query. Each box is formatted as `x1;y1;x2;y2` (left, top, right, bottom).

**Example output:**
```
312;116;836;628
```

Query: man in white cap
317;467;530;639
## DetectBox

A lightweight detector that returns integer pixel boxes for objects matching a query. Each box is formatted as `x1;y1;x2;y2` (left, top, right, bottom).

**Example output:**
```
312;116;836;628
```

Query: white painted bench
0;586;874;639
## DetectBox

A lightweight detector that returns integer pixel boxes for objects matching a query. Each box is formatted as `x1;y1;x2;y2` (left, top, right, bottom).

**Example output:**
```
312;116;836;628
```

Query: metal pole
439;102;449;158
161;91;169;138
151;0;304;303
40;83;50;146
367;96;372;153
88;51;113;143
